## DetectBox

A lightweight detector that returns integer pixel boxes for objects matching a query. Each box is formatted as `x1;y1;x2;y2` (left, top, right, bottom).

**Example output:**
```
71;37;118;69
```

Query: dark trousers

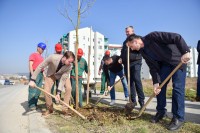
197;65;200;97
157;64;186;121
124;63;145;105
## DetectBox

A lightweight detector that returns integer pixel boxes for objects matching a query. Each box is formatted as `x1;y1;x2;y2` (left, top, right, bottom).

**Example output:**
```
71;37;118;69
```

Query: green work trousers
28;72;43;108
100;71;107;94
71;78;83;107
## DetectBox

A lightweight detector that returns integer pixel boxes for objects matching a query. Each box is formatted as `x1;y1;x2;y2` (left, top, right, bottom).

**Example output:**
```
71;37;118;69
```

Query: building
62;27;105;82
187;47;198;77
107;44;122;56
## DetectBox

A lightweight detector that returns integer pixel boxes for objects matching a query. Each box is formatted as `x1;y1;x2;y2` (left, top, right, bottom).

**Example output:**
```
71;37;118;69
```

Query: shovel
124;46;136;114
35;86;86;120
84;76;125;108
93;75;125;107
128;62;183;119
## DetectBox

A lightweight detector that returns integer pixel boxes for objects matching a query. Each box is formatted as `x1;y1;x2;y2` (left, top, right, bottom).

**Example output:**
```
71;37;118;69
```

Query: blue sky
0;0;199;74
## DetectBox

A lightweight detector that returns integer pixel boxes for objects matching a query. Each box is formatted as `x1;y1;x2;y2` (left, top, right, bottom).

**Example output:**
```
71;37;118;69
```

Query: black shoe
151;112;166;123
195;96;200;102
139;102;144;110
167;118;184;131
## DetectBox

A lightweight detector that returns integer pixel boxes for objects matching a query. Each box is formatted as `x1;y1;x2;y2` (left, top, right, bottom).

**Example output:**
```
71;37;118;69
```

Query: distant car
4;79;11;85
10;81;15;85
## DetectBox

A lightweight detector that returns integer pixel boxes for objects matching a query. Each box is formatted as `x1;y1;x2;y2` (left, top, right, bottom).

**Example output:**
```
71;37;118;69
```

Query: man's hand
98;70;101;75
118;58;122;64
181;52;190;64
55;94;61;102
29;81;36;88
153;83;161;95
107;86;111;91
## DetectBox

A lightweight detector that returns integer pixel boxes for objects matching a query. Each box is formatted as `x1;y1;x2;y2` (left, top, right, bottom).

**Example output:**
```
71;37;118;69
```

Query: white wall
94;32;104;80
141;58;151;79
67;27;104;82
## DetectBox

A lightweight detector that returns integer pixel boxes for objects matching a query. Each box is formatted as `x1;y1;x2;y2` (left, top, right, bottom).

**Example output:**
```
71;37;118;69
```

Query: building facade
62;27;105;82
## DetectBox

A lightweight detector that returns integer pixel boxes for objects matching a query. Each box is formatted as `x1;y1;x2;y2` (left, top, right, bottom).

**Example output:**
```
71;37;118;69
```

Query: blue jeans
197;65;200;96
109;70;129;100
124;63;145;104
156;64;186;121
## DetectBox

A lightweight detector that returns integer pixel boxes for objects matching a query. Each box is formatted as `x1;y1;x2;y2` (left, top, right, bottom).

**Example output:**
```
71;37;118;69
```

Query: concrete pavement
0;85;52;133
90;90;200;124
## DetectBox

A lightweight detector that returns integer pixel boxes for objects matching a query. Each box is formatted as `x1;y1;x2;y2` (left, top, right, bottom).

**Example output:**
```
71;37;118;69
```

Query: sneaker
110;100;115;106
125;97;129;101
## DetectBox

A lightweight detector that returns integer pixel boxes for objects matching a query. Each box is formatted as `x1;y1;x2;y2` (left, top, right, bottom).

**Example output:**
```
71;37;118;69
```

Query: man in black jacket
126;32;190;131
119;26;145;108
196;40;200;101
104;55;129;106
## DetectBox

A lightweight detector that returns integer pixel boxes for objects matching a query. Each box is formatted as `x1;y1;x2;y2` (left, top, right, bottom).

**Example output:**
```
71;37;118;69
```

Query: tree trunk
75;0;81;109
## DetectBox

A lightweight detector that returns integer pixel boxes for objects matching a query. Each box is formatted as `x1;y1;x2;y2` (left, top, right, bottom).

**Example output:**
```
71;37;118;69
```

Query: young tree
59;0;95;109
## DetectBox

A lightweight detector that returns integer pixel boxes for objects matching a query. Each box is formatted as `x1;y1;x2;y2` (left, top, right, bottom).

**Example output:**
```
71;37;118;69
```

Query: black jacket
121;37;142;67
104;55;124;86
197;40;200;64
140;31;190;84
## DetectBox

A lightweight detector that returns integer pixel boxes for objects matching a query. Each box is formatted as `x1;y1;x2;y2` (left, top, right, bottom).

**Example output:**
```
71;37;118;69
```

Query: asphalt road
0;84;51;133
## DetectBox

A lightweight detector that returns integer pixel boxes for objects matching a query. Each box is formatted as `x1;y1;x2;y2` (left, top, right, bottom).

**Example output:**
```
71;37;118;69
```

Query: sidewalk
90;90;200;124
21;85;52;133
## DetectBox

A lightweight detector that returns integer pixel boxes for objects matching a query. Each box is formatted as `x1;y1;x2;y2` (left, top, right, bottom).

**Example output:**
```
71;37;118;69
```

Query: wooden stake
127;46;131;103
86;27;92;104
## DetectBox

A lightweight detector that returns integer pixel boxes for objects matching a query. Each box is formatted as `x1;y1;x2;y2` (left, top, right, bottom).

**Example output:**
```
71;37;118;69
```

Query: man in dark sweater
126;32;190;131
196;40;200;101
119;26;145;109
104;55;129;105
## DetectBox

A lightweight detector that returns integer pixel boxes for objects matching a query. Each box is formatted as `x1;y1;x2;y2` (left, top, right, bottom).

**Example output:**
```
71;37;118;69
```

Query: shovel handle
94;75;125;106
137;62;183;117
35;86;86;120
